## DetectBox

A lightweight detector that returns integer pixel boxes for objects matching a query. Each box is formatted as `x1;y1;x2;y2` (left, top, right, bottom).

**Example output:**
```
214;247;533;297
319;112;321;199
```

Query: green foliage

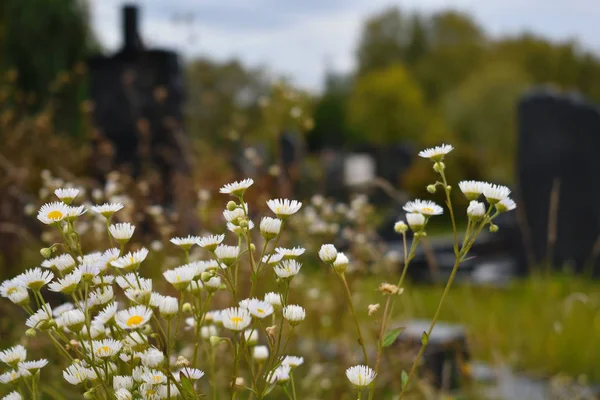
382;327;405;347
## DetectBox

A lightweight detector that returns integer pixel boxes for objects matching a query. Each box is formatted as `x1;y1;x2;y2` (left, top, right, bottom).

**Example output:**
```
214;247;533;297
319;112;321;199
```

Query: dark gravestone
517;88;600;273
87;5;197;232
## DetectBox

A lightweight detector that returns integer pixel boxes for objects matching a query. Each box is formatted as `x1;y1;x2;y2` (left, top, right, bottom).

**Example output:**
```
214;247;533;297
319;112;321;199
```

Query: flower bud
332;252;348;274
426;184;436;194
318;244;337;263
467;201;485;221
433;161;445;173
239;219;248;228
40;247;52;258
26;328;37;337
406;213;425;231
489;223;499;233
201;272;213;282
226;201;237;211
235;377;246;387
394;221;408;234
250;243;256;252
182;302;192;313
209;336;223;347
84;389;96;399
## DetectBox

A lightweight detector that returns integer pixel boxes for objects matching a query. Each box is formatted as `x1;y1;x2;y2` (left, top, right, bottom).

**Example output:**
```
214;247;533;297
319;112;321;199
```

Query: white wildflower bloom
93;273;116;286
91;202;124;218
318;244;338;263
180;260;214;278
139;382;167;399
2;391;22;400
459;180;490;200
239;298;252;309
65;205;86;220
123;332;148;351
114;375;135;390
78;262;100;281
157;296;178;318
267;364;291;384
406;213;426;231
139;348;164;368
496;197;517;213
264;292;282;308
163;266;195;290
115;388;133;400
48;270;81;294
16;268;53;290
55;188;80;203
346;365;376;388
53;302;74;317
0;345;26;366
80;322;106;340
7;287;28;306
403;199;444;216
204;276;222;293
109;223;135;242
88;286;114;307
142;369;167;385
92;339;122;358
223;207;246;225
170;235;201;250
220;178;254;196
253;346;269;361
333;252;349;274
260;217;282;240
246;299;274;319
198;234;225;251
214;245;239;266
267;198;302;219
18;359;48;372
37;201;70;224
111;248;149;271
467;201;486;220
222;307;252;331
483;183;511;204
59;309;86;332
275;247;305;259
283;305;305;325
116;305;153;330
0;369;29;384
94;302;119;325
131;366;147;382
41;254;76;273
243;329;259;344
282;355;304;368
177;367;205;380
261;252;283;266
227;220;254;234
63;363;97;385
124;283;152;305
116;273;147;289
186;280;204;295
418;143;454;161
274;260;302;279
25;304;52;329
200;325;218;339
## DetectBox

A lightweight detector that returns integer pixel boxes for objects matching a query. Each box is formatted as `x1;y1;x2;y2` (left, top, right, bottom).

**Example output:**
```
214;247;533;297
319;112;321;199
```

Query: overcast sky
90;0;600;92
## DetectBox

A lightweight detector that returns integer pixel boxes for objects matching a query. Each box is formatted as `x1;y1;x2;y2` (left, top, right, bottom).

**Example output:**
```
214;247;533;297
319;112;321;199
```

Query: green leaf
382;327;405;347
421;331;429;345
401;370;409;389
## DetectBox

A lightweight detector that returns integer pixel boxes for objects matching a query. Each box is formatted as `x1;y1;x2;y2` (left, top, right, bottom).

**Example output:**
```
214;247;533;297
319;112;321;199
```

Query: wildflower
459;180;489;201
59;309;86;332
200;325;218;339
163;266;195;290
467;201;486;220
379;282;401;295
99;249;120;273
266;199;302;219
345;365;376;388
333;252;349;274
246;299;274;319
198;234;225;251
262;253;284;266
222;307;252;331
483;184;511;204
368;304;380;316
274;260;302;280
220;179;254;196
115;388;133;400
0;345;26;367
65;205;86;221
253;346;269;361
92;339;122;358
170;235;201;251
227;220;254;234
282;355;304;368
223;207;246;225
53;302;74;317
2;391;22;400
18;359;48;372
7;287;28;306
214;245;239;266
91;202;124;218
88;286;114;307
78;262;100;281
94;302;118;325
0;369;29;384
25;305;52;330
41;254;76;273
157;296;178;318
243;328;259;345
54;188;80;203
178;367;205;380
394;221;408;234
406;213;425;231
260;217;282;240
318;244;338;263
275;247;305;259
142;369;167;385
139;348;164;368
37;202;70;224
403;199;443;216
109;223;135;243
264;292;282;308
418;144;454;161
283;305;305;326
116;305;153;330
48;270;81;294
17;268;53;290
63;363;97;385
496;197;517;213
267;364;291;384
111;248;149;271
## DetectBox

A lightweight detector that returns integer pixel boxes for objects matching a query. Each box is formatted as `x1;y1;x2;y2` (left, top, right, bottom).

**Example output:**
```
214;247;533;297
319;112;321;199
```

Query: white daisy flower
406;213;426;231
63;363;97;385
6;287;28;306
220;178;254;196
170;235;201;251
110;223;135;243
261;252;283;266
333;252;349;274
186;280;204;295
54;188;80;203
243;328;259;344
403;199;443;216
124;282;152;305
275;247;305;259
221;307;252;331
25;304;52;329
91;202;124;218
142;369;167;385
264;292;282;308
346;365;376;388
139;348;164;368
266;199;302;219
227;220;254;234
163;266;195;290
223;207;246;225
246;299;274;319
115;388;133;400
2;391;22;400
283;305;305;326
16;268;53;291
53;302;75;317
282;355;304;368
253;346;269;361
115;273;146;289
94;302;119;325
91;338;122;358
496;197;517;213
139;382;167;399
177;367;205;380
65;205;86;221
198;234;225;251
458;180;490;201
0;345;26;367
111;248;149;271
204;276;222;293
79;322;106;340
318;244;338;263
37;202;69;224
418;144;454;161
116;305;153;330
483;184;511;204
467;201;486;220
260;217;282;240
59;309;86;332
123;333;148;352
113;375;135;390
88;286;114;307
274;260;302;279
157;296;178;318
214;245;239;266
267;364;291;384
42;254;76;273
78;262;100;281
48;270;81;294
200;325;218;339
93;274;116;287
18;359;48;372
0;369;29;384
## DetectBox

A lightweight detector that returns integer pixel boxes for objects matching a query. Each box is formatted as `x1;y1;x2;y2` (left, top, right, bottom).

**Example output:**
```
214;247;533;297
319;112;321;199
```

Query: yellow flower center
421;207;434;213
257;308;265;314
230;316;243;326
146;389;156;395
6;287;16;295
47;210;63;220
97;346;111;355
126;315;144;326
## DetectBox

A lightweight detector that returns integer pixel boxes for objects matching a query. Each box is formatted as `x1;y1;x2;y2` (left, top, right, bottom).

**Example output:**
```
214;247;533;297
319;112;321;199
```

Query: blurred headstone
343;153;376;187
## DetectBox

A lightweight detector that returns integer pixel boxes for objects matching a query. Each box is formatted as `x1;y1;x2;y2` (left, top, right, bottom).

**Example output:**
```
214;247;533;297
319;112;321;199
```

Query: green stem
340;273;369;365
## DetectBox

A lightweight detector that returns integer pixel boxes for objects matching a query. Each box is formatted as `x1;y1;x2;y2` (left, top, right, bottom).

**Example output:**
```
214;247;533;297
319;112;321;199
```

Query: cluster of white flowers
1;178;307;399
